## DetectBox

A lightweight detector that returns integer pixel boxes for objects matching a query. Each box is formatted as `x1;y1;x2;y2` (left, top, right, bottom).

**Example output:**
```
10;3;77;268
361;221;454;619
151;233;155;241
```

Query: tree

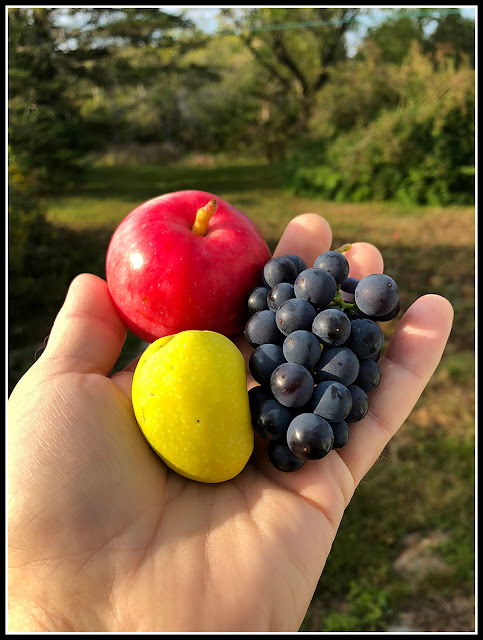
358;8;475;68
360;11;427;65
219;8;360;161
8;8;216;184
424;9;475;68
8;8;97;190
65;8;220;154
286;41;475;206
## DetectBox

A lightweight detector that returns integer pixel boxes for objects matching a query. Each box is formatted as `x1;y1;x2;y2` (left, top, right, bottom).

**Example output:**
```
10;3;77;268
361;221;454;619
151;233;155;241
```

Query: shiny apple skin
106;190;272;342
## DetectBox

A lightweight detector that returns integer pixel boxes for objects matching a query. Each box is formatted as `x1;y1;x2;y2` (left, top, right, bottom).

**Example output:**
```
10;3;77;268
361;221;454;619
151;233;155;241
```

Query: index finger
234;213;334;378
272;213;333;265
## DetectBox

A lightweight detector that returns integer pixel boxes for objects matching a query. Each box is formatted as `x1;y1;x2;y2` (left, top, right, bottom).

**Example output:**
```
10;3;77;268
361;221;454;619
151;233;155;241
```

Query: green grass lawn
9;162;475;632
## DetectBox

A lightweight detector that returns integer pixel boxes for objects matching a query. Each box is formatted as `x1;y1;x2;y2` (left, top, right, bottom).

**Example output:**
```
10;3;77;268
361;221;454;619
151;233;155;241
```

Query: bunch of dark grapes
245;248;401;472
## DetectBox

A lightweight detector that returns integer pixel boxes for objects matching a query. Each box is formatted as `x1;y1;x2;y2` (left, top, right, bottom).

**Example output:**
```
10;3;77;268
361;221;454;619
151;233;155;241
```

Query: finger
109;350;143;398
122;355;142;373
110;370;134;397
239;213;333;377
344;242;384;280
250;433;357;536
250;294;453;523
42;273;127;375
273;213;332;267
231;332;256;382
337;294;454;486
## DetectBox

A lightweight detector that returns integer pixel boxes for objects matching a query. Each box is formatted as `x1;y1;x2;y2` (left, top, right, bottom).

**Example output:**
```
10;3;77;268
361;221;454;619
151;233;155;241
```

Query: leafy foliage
8;7;476;208
358;8;475;68
424;10;476;68
287;42;475;206
68;8;216;153
361;10;427;65
8;148;102;350
8;8;96;190
219;7;360;160
8;148;47;277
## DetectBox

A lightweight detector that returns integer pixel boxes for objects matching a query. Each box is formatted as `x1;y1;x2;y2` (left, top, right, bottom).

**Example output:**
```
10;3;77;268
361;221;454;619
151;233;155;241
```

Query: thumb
40;273;127;376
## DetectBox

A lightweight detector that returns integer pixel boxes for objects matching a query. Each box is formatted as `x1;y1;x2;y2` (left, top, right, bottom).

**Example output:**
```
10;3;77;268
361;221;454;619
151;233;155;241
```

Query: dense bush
8;149;106;350
8;149;47;279
287;43;475;206
8;9;96;192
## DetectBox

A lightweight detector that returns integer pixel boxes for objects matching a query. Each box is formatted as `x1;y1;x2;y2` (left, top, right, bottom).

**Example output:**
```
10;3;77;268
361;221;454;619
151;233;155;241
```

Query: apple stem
192;199;218;236
334;243;352;253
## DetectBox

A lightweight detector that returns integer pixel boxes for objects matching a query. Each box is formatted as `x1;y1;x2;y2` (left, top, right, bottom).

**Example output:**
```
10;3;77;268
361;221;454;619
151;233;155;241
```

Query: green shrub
8;149;47;278
287;43;475;206
8;149;91;350
321;576;393;632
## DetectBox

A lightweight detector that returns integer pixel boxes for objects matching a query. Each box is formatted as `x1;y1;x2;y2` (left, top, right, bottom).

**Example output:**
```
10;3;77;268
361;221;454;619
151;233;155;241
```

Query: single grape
281;254;307;275
287;413;334;460
275;298;317;336
354;358;381;393
355;274;399;317
247;286;270;315
313;251;350;285
368;350;381;362
373;298;401;322
330;420;350;449
245;310;283;347
267;282;296;311
340;277;360;304
312;308;351;347
263;256;298;288
251;397;294;440
248;385;272;412
249;343;286;386
346;384;369;423
313;346;360;386
283;330;322;368
268;438;306;472
270;362;314;408
307;380;353;422
294;268;337;308
345;318;384;360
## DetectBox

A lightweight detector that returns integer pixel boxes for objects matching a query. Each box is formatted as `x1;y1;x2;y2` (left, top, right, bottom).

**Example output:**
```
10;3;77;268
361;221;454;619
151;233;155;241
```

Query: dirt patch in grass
393;594;475;632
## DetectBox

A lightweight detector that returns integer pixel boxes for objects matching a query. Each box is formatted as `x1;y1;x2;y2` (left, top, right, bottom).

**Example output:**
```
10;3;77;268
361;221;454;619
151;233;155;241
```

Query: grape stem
329;286;360;316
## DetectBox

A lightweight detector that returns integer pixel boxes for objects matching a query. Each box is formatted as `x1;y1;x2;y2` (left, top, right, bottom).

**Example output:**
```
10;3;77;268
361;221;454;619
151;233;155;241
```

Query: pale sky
165;6;476;57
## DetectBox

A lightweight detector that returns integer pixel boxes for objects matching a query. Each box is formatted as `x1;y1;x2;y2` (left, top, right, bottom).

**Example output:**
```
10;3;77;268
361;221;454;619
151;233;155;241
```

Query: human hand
7;214;453;632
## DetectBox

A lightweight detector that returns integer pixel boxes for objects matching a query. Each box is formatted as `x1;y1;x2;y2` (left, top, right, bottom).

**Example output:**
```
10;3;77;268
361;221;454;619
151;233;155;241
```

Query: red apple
106;190;272;342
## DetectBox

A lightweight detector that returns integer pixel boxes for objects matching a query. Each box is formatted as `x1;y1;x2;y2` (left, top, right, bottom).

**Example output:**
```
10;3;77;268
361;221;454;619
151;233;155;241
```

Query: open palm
8;214;453;632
